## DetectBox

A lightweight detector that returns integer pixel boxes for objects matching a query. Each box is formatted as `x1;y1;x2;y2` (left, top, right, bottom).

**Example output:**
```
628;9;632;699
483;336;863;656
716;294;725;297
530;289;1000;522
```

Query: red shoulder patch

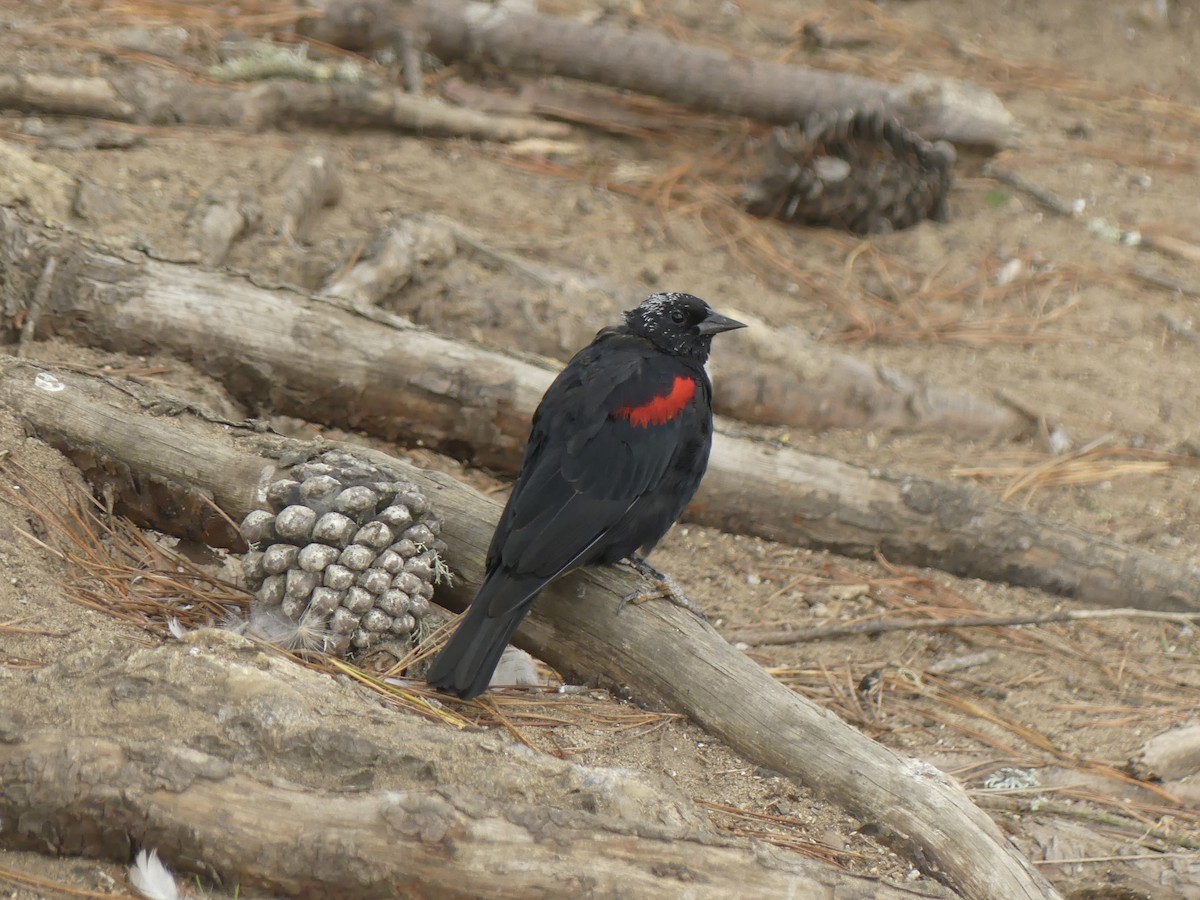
616;376;696;427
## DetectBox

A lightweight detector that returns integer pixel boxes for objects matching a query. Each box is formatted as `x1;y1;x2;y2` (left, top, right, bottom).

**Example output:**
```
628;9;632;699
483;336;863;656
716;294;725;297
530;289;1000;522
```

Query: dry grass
737;556;1200;853
0;456;680;750
0;863;133;899
951;445;1200;502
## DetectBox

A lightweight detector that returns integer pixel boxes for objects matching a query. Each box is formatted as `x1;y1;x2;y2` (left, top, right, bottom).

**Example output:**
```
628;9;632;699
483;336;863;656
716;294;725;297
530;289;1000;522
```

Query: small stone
390;613;415;635
265;479;300;511
338;544;376;571
828;583;870;602
330;607;358;635
274;505;318;541
407;595;430;617
285;569;318;601
308;586;342;617
301;474;342;503
280;595;306;620
258;574;285;605
240;509;275;544
361;609;391;632
424;516;442;536
324;564;355;590
357;569;391;595
343;586;374;614
333;485;380;520
416;581;434;601
312;512;357;547
262;544;299;575
351;628;375;649
297;543;340;572
378;589;409;615
354;521;394;549
377;505;413;530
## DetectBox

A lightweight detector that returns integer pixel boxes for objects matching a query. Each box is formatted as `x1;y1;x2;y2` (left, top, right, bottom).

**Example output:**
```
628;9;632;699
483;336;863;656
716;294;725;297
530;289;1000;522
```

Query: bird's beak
696;311;747;335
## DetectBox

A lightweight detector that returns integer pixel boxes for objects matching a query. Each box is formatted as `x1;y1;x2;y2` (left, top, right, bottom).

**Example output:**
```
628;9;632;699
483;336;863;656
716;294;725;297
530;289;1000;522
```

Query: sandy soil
3;0;1200;897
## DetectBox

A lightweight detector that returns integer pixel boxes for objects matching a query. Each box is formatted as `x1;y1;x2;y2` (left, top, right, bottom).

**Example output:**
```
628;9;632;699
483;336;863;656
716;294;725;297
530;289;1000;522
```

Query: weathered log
0;66;569;142
329;216;1031;439
713;308;1031;440
0;207;1196;612
278;149;342;245
0;634;948;899
0;357;1056;900
298;0;1017;149
324;215;458;306
188;189;261;266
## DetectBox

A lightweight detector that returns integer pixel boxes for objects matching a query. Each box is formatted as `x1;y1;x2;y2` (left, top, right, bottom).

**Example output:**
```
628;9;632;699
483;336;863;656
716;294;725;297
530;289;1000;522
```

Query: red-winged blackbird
427;292;745;699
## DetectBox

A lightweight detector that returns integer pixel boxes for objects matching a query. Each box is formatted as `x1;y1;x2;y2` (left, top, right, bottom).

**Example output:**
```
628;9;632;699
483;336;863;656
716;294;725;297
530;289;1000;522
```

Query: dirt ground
4;0;1200;897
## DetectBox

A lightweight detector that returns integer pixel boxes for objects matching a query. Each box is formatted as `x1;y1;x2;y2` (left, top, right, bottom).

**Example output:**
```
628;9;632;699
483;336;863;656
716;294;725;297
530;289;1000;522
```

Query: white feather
129;848;180;900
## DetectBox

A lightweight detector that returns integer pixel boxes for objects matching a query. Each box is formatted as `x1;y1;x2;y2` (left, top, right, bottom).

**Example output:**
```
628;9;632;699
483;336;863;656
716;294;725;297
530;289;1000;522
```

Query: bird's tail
426;572;542;700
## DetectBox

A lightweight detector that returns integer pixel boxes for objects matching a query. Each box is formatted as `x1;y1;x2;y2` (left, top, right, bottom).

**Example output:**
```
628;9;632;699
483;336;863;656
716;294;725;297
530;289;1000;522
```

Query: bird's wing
484;342;701;616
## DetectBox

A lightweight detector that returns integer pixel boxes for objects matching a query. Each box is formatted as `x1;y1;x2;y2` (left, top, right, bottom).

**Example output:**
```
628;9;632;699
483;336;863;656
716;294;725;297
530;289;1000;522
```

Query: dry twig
727;607;1200;648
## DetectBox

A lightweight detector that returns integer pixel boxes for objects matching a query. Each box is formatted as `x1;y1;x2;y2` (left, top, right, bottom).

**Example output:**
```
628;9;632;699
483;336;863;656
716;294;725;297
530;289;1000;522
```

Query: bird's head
624;292;746;361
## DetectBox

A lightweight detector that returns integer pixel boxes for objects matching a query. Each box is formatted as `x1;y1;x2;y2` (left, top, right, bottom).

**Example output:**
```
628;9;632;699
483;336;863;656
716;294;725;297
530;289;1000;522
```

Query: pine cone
239;450;446;656
743;109;955;235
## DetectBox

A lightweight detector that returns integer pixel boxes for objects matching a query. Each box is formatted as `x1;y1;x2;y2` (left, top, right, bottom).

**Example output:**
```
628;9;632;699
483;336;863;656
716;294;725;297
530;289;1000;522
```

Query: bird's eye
670;309;687;324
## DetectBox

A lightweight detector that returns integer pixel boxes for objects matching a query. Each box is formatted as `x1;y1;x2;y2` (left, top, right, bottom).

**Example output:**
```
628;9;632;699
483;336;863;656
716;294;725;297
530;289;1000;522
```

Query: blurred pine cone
239;450;447;656
744;109;955;235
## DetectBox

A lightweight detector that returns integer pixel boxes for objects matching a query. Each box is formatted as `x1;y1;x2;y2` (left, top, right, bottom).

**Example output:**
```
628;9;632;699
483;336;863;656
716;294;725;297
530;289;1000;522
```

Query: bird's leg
618;554;707;620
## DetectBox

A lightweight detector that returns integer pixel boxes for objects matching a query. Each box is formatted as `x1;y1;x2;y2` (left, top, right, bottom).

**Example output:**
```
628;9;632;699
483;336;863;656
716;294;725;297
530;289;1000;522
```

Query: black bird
427;292;745;699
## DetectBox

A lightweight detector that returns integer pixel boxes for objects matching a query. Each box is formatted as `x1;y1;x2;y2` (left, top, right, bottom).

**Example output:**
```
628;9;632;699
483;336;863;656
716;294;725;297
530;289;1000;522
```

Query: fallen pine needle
1032;851;1200;866
0;863;131;898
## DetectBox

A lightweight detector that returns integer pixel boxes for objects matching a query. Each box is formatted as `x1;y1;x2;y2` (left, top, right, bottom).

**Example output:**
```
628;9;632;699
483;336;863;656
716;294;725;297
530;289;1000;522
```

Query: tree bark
0;637;947;900
0;206;1196;612
298;0;1017;148
0;357;1056;900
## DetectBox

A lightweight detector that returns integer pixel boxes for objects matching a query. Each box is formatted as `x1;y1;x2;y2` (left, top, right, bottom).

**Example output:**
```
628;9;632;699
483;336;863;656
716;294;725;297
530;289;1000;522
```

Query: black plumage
427;292;744;699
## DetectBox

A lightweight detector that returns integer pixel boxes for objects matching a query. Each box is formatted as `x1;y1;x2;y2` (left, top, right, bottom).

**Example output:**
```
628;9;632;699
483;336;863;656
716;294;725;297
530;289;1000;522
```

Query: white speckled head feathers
623;292;746;362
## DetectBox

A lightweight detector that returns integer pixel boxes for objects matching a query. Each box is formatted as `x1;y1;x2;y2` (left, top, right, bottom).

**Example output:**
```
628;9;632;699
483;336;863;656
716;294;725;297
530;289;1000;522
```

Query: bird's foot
618;555;707;621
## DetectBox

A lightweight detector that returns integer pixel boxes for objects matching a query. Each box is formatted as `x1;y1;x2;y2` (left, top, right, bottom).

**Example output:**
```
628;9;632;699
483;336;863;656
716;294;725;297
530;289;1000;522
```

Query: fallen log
713;308;1031;440
1;206;1196;611
0;634;947;899
298;0;1017;149
0;66;569;142
332;215;1032;440
0;357;1056;900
